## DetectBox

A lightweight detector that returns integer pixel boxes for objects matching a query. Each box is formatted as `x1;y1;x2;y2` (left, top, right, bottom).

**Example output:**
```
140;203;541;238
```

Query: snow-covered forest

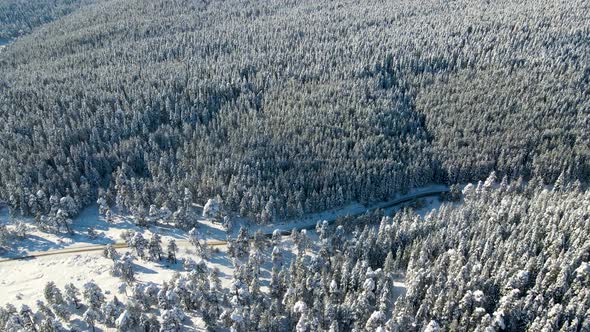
0;0;589;330
1;0;589;224
2;176;589;331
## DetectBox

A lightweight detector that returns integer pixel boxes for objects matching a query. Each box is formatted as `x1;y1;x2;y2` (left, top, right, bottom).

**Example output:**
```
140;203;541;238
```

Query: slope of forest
1;0;588;224
0;0;92;40
1;0;590;330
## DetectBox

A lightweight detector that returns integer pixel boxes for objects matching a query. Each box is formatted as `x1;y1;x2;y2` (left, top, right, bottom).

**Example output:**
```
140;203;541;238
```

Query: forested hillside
1;0;589;223
0;0;92;39
1;0;589;331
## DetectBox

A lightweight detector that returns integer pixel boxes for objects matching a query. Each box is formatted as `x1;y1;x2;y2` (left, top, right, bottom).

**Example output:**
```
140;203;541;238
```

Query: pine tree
188;227;204;257
160;205;172;224
234;227;250;259
167;239;178;264
64;283;80;308
102;298;121;328
272;246;284;268
140;313;161;332
148;233;163;261
97;195;108;216
365;311;385;331
103;243;118;261
83;308;99;332
149;204;160;221
105;208;113;223
43;281;64;306
271;229;282;247
129;232;148;259
118;252;136;283
83;282;105;310
160;308;184;332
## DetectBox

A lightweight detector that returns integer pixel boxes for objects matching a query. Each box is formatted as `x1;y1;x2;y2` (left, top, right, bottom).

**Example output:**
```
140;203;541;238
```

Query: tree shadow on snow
195;221;227;242
208;252;233;270
2;234;64;258
132;261;158;275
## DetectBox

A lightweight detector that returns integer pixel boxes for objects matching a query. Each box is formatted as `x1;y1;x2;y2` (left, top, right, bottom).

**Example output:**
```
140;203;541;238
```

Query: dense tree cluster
386;175;590;331
2;177;589;331
1;0;588;223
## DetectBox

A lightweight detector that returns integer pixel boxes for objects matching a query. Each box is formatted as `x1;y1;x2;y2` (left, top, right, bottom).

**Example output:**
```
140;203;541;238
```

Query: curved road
0;187;448;263
268;186;449;235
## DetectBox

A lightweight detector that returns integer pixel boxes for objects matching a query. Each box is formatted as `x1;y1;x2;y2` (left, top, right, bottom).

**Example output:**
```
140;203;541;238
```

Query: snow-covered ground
0;204;229;259
0;243;233;308
0;230;293;331
0;184;447;258
0;185;450;330
0;246;233;331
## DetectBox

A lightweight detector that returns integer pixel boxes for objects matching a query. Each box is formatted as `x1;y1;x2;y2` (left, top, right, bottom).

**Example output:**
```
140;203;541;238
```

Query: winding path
265;185;449;235
0;186;448;263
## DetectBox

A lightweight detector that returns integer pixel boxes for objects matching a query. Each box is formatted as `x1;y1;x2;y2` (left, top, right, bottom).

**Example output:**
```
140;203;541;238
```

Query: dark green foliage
0;0;588;223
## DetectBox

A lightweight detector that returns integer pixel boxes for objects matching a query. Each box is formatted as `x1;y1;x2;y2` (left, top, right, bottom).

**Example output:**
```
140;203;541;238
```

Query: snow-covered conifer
148;233;163;261
167;239;178;264
160;308;184;332
64;283;80;308
102;298;122;328
83;282;105;310
203;198;220;220
83;308;99;332
129;232;147;259
43;282;64;306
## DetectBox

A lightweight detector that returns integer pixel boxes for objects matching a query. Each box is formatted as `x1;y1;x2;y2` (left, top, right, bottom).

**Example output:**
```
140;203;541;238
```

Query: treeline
0;0;589;223
3;176;589;331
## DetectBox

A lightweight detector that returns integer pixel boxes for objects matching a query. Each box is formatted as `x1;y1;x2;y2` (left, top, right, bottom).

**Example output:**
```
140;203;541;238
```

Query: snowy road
258;185;449;235
0;239;228;263
0;185;448;263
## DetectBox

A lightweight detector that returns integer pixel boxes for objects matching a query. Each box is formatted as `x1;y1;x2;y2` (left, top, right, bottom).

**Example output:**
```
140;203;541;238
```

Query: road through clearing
0;239;227;263
1;186;448;263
